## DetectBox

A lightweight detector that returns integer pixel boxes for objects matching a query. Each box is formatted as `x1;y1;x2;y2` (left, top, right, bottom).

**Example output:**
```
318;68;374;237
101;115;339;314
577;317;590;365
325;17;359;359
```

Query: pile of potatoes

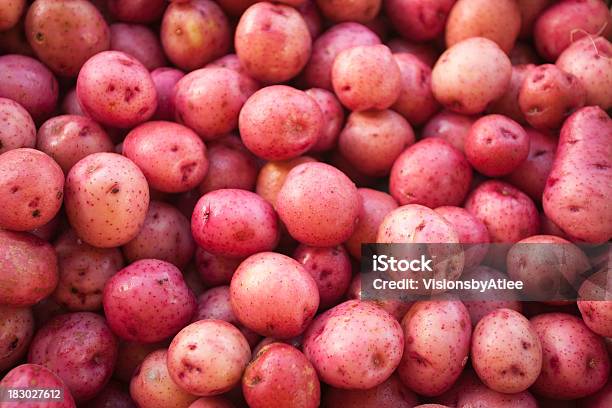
0;0;611;407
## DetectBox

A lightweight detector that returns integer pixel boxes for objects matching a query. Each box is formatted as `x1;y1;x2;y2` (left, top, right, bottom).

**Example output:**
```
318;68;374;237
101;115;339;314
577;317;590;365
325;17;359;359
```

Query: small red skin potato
151;67;185;121
387;38;440;67
543;106;612;243
421;110;475;153
298;1;323;41
28;312;118;402
385;0;455;42
207;53;261;92
0;364;76;408
108;0;166;23
324;374;418;408
61;88;84;116
0;98;36;154
534;0;612;62
465;114;530;177
316;0;380;23
303;300;404;389
304;88;344;152
188;396;234;408
431;37;512;115
345;274;413;322
518;0;553;39
0;305;34;371
0;54;58;122
0;0;26;31
456;380;538;407
531;313;610;400
113;340;163;383
580;380;612;408
0;148;64;231
25;0;110;77
332;44;401;111
242;343;320;408
130;349;198;408
64;152;149;248
488;64;535;125
276;162;360;247
230;252;320;338
195;248;242;287
102;259;197;343
235;2;312;84
36;115;114;174
577;268;612;338
256;156;317;208
110;23;166;70
390;138;472;208
338;109;415;176
89;381;136;408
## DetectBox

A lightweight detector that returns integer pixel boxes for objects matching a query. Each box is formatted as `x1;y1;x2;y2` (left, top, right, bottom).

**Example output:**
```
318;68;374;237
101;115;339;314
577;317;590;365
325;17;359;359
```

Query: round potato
0;98;36;155
110;23;166;70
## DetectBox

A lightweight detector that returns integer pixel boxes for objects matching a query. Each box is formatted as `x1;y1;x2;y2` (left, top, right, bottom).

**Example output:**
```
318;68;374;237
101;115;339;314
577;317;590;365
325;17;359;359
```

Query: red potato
387;38;440;67
89;381;136;408
578;268;612;338
465;299;523;328
188;397;234;408
316;0;380;23
102;259;197;343
431;37;511;115
531;313;610;399
242;343;320;408
276;162;360;247
0;364;76;408
390;138;472;208
385;0;455;42
28;312;118;402
543;106;612;243
110;23;166;70
0;148;64;231
421;110;475;153
580;380;612;408
518;0;552;39
345;274;413;322
36;115;114;174
230;252;319;338
239;85;322;160
256;156;317;207
195;248;242;287
298;1;323;39
207;54;261;92
191;189;279;258
61;88;85;116
488;64;535;125
0;306;34;372
332;44;401;111
510;42;542;65
304;88;344;152
456;381;538;407
435;206;489;268
324;374;418;408
0;98;36;154
539;212;570;240
235;2;311;84
0;0;25;31
108;0;166;23
113;341;163;383
338;110;415;176
0;20;34;57
64;152;149;248
151;67;185;121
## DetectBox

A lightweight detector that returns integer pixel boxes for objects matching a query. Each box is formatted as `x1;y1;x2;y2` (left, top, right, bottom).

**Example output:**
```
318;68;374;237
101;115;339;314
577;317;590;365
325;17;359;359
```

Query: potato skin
151;67;185;121
421;110;475;153
324;374;418;408
188;396;234;408
488;64;535;125
434;206;489;268
304;88;344;152
89;381;135;408
110;23;166;70
385;0;455;42
456;380;538;407
195;248;242;287
0;98;36;154
256;156;316;207
0;364;76;408
577;268;612;338
0;305;34;372
542;106;612;243
316;0;380;23
108;0;166;23
0;0;26;31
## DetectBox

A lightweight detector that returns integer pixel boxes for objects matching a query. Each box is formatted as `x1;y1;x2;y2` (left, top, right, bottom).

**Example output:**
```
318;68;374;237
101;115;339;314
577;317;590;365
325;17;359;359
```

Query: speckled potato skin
195;248;242;287
110;23;166;70
113;340;162;383
89;381;136;408
130;349;198;408
455;380;538;408
0;305;34;371
191;189;279;258
27;312;118;402
235;2;312;84
304;88;344;152
434;206;489;268
0;98;36;154
377;204;461;244
324;374;418;408
257;158;317;210
242;343;319;408
346;275;413;322
431;37;511;115
36;115;114;174
167;320;251;396
387;38;440;66
0;148;64;231
151;67;185;121
207;53;261;92
0;364;76;408
577;268;612;338
339;110;414;177
76;51;157;128
102;259;197;343
488;64;535;125
421;110;475;153
108;0;166;23
239;85;322;161
276;162;360;247
61;88;84;116
332;45;401;111
390;138;472;208
543;107;612;243
385;0;455;42
188;396;234;408
531;313;610;400
303;300;403;389
0;54;58;122
0;0;25;31
65;152;149;248
303;22;380;90
316;0;380;23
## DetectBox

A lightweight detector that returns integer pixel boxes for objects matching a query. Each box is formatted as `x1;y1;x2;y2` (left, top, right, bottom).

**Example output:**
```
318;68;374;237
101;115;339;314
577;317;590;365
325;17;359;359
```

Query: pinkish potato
385;0;455;41
345;274;412;321
304;88;344;152
316;0;380;23
0;148;64;231
332;44;401;111
191;189;279;258
199;136;258;194
421;110;475;153
28;312;118;402
167;320;251;396
303;22;381;90
61;88;85;116
543;107;612;243
456;380;538;407
464;180;540;243
188;397;234;408
387;38;440;67
303;300;403;389
556;36;612;110
36;115;114;174
531;313;610;399
108;0;166;23
464;114;529;177
431;37;511;115
65;152;149;248
242;343;319;408
390;138;472;208
0;54;58;122
130;349;198;408
235;2;311;83
151;67;185;121
207;54;261;91
276;162;360;246
110;23;166;70
230;252;319;338
324;374;418;408
534;0;611;61
0;364;76;408
0;0;25;31
113;341;163;383
518;0;552;39
256;156;317;208
195;248;242;287
435;206;490;267
519;64;586;129
0;305;34;371
539;213;570;239
0;20;34;56
0;98;36;154
580;380;612;408
488;64;535;124
464;299;523;328
338;110;414;176
298;1;323;39
510;42;541;65
293;244;352;309
25;0;110;77
577;268;612;338
90;381;136;408
505;128;557;201
102;259;197;343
